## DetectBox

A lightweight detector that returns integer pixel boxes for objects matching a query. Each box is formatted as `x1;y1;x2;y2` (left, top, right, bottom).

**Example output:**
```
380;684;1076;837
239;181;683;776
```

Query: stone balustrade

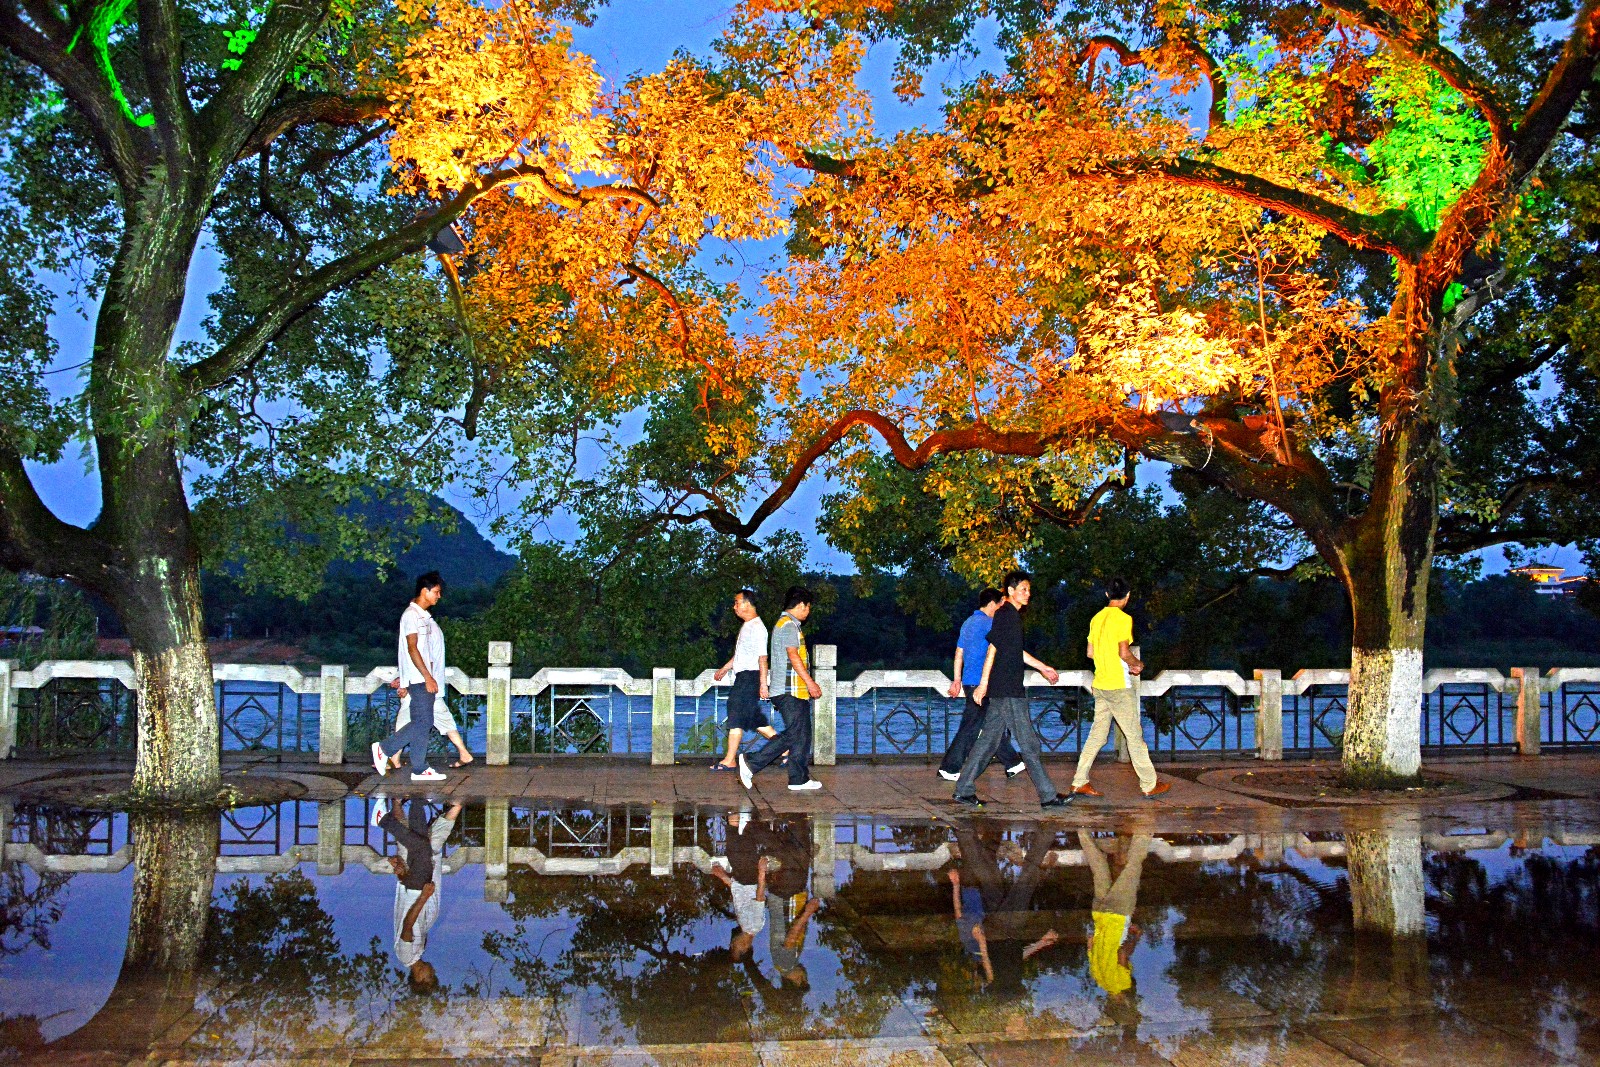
2;649;1594;764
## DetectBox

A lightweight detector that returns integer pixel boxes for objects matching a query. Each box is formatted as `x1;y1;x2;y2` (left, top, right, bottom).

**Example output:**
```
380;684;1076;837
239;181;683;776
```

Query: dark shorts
726;670;769;731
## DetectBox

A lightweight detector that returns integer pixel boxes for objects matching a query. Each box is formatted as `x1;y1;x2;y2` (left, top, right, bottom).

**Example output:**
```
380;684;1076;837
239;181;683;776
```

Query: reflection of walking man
1080;831;1152;1006
953;571;1071;809
940;588;1024;782
1072;578;1169;799
948;824;1063;993
376;798;462;993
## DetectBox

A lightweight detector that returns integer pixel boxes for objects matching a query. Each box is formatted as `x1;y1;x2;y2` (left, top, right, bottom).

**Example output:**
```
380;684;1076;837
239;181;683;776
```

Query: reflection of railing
0;650;1584;764
8;799;1597;903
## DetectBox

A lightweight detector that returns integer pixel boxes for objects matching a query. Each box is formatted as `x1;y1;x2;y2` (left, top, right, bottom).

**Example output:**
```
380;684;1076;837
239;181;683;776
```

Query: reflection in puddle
2;798;1599;1064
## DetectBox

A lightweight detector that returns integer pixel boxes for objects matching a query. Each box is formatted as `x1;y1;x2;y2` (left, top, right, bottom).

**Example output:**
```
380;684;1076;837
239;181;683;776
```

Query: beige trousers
1072;686;1157;793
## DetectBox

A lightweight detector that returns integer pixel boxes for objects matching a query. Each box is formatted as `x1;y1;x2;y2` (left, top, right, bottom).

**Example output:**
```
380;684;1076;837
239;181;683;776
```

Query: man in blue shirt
939;588;1025;781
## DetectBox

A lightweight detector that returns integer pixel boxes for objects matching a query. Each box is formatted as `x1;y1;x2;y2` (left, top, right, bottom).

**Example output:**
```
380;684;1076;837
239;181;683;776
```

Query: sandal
450;757;475;769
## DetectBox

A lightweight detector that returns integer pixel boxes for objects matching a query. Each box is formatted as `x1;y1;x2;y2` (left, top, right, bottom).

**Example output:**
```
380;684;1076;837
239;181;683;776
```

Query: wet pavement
1;755;1598;1065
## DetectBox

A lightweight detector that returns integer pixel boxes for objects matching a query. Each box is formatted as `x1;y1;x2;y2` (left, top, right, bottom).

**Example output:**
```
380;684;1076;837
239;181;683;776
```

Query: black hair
978;587;1003;608
782;585;814;610
1002;570;1032;594
414;571;444;597
735;588;759;609
1105;577;1131;601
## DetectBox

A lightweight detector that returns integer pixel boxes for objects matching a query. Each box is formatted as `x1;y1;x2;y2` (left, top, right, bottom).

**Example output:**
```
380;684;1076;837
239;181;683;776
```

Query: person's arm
971;644;997;704
1119;639;1144;675
407;633;438;693
400;882;435;941
786;895;821;949
789;646;821;699
1023;929;1060;959
949;869;963;917
1023;649;1059;684
756;855;768;902
714;652;736;681
947;647;965;699
758;653;770;699
709;865;732;887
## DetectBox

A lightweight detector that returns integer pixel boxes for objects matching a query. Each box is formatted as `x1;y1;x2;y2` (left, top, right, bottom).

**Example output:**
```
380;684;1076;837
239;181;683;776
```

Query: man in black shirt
953;570;1072;809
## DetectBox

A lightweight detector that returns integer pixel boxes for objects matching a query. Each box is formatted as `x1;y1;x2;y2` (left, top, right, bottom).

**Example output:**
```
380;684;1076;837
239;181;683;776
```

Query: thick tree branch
1190;555;1318;615
235;93;389;162
527;169;660;213
0;442;112;587
1509;0;1600;184
198;0;330;178
180;164;544;391
1027;449;1136;529
136;0;193;166
619;262;729;397
662;410;1053;539
1321;0;1512;146
0;0;145;190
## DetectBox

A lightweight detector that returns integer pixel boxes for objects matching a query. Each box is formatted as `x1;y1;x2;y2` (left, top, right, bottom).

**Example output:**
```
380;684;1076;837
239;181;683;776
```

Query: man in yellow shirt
1072;578;1169;798
1080;830;1153;1029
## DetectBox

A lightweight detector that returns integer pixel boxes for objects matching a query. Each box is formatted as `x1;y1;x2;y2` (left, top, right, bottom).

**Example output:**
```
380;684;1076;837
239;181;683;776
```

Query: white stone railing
0;644;1582;765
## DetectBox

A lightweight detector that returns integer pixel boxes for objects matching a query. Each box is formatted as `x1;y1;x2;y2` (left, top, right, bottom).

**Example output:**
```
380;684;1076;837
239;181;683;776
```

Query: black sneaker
952;794;984;808
1040;793;1076;809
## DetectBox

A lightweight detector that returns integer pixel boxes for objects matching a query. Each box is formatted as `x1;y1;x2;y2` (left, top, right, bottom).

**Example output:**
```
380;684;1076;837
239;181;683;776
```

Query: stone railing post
318;665;346;765
316;800;344;876
1255;668;1284;761
650;803;674;875
813;645;837;767
1512;667;1541;756
487;642;512;766
0;660;14;760
485;797;509;902
651;668;676;766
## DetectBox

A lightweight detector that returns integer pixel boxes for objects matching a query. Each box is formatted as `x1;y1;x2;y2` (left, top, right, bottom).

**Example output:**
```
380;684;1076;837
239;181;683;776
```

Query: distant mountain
331;493;516;590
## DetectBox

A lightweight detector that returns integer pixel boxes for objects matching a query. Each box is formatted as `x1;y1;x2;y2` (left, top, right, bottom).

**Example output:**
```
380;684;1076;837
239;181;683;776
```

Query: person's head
408;960;439;994
1003;570;1033;608
733;588;759;621
414;571;444;607
1105;576;1130;607
729;928;755;961
978;588;1003;616
779;963;809;989
782;585;814;621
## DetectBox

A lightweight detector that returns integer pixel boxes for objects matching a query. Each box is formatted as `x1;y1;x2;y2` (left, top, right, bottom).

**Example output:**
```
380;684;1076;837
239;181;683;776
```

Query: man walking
372;572;449;783
939;588;1024;782
739;586;823;791
953;571;1072;809
712;588;779;771
1072;577;1169;799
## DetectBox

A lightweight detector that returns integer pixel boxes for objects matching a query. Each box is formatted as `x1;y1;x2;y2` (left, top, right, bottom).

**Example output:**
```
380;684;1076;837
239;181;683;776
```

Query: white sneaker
788;780;823;791
370;797;389;826
371;742;388;777
937;769;960;781
736;810;751;834
1006;762;1026;777
737;753;754;789
411;768;447;782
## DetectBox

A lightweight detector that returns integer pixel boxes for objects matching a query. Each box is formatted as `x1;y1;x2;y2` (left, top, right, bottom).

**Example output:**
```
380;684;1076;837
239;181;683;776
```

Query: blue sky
22;1;1583;576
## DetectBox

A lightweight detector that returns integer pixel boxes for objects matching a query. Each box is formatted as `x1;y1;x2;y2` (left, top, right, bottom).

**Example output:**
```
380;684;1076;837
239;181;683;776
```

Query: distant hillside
331;494;516;590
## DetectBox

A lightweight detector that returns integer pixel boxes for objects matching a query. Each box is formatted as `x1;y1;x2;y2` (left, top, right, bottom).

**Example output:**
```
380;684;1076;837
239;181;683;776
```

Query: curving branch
1026;449;1136;529
0;0;145;190
619;262;729;397
526;168;660;213
234;93;389;162
661;410;1053;539
1320;0;1512;147
0;441;113;589
1508;0;1600;184
198;0;331;177
1082;32;1229;136
179;163;546;391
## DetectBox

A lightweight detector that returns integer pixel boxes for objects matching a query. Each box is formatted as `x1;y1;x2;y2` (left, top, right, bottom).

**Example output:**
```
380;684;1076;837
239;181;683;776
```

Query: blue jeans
382;682;434;774
747;694;812;784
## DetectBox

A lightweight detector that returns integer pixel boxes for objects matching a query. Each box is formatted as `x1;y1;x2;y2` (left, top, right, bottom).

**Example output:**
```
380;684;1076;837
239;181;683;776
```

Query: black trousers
940;689;1021;774
747;693;812;784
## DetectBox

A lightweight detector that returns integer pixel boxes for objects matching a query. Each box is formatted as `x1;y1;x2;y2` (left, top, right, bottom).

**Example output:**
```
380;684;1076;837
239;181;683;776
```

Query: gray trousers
954;696;1058;802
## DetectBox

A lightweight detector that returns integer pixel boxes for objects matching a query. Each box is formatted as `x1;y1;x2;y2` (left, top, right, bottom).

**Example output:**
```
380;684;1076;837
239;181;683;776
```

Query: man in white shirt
373;797;462;993
711;589;778;771
373;572;449;782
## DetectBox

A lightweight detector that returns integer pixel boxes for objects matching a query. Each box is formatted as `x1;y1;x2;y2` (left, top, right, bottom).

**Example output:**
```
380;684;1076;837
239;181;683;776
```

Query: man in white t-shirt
373;572;449;782
711;589;778;771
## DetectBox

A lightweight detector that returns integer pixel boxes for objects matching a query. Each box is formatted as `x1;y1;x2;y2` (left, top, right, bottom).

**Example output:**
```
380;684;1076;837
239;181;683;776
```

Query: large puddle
2;797;1598;1064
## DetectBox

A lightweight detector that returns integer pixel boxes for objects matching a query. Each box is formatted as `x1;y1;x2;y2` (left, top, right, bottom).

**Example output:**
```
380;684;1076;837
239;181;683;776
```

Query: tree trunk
1343;823;1429;1009
102;451;221;801
1334;366;1440;783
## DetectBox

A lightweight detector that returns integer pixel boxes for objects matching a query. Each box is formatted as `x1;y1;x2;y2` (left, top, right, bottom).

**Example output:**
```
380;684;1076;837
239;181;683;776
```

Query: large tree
0;0;859;798
650;0;1600;781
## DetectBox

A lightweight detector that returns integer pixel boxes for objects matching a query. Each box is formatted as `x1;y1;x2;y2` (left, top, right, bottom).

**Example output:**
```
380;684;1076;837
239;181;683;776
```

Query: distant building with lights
1511;564;1591;596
